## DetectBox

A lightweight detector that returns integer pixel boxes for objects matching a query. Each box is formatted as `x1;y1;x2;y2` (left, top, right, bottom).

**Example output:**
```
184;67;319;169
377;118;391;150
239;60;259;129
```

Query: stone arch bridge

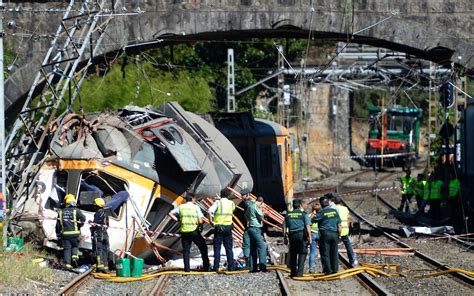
4;0;473;118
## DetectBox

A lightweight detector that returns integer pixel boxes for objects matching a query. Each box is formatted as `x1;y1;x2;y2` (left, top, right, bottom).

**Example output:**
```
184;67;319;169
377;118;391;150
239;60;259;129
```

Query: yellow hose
93;263;473;283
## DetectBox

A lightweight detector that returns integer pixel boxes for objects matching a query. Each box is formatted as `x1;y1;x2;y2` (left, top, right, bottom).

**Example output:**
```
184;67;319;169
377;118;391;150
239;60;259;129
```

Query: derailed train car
16;102;252;262
207;112;293;211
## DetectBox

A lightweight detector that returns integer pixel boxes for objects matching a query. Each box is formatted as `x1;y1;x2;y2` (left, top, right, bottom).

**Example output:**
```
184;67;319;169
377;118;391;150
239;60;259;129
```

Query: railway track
57;267;95;296
336;171;474;292
150;274;169;296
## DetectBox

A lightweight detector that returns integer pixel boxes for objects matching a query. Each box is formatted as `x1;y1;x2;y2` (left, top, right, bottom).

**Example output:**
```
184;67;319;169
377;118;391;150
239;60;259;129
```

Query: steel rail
150;274;169;296
338;253;390;296
340;197;474;286
57;267;95;296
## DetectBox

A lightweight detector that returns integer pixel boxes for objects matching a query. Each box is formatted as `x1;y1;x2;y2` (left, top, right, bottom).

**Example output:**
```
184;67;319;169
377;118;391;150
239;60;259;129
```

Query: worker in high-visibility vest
399;168;415;212
334;195;358;267
429;173;444;220
418;173;432;214
208;190;236;271
56;194;86;268
169;194;210;272
308;201;321;274
414;173;425;210
448;177;461;200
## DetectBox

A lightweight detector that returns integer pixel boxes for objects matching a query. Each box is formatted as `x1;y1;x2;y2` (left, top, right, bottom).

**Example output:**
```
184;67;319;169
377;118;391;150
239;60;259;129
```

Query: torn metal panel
14;102;252;263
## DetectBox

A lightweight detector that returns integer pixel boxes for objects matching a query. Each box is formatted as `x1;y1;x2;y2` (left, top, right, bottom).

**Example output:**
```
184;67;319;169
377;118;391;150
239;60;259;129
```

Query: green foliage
75;58;214;113
73;39;307;113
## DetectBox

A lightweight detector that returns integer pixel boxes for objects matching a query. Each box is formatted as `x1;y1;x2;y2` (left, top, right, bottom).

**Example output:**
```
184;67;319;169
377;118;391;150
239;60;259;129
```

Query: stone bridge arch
4;0;472;118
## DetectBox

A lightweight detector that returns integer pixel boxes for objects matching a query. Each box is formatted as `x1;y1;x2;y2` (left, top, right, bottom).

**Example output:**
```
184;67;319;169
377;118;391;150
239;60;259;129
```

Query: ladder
5;0;115;216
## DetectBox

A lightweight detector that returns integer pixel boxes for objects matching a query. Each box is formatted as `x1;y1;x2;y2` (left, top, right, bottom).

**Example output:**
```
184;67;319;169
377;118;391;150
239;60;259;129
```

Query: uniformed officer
208;190;236;271
313;194;341;275
243;188;267;272
168;194;210;272
333;195;358;267
399;168;415;212
283;199;311;278
56;194;86;268
90;198;110;273
308;202;321;274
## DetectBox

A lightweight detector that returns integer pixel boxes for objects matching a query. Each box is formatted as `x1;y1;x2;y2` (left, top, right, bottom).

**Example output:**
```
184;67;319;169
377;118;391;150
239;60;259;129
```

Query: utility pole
227;48;236;112
277;45;284;125
0;0;7;249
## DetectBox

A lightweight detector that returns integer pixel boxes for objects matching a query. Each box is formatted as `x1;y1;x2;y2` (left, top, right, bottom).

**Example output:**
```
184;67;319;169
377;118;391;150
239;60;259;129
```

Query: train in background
207;112;294;211
366;105;422;167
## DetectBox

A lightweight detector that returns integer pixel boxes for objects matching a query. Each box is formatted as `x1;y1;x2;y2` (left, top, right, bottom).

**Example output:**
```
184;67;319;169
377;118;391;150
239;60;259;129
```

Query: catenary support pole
0;0;7;249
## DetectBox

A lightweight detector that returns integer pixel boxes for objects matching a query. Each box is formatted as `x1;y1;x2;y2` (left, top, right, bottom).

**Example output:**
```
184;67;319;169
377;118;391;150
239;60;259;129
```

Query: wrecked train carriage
19;102;252;261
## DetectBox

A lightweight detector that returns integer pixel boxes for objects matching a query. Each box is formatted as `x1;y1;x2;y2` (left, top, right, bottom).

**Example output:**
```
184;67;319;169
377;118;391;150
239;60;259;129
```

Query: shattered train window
77;171;128;218
146;199;178;234
45;170;68;210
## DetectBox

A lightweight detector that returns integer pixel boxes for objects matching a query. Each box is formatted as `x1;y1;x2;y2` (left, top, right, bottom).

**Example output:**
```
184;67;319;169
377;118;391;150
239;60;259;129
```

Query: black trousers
181;230;210;272
319;230;339;275
62;236;80;266
92;230;110;270
399;193;413;212
213;225;234;270
288;231;307;277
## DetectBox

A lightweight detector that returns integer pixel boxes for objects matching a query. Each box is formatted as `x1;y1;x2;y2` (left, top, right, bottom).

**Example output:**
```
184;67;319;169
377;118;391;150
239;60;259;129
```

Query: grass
0;231;55;288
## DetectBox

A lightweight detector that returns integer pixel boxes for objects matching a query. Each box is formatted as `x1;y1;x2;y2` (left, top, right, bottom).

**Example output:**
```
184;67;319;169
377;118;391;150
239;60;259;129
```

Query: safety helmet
64;194;76;205
94;198;105;208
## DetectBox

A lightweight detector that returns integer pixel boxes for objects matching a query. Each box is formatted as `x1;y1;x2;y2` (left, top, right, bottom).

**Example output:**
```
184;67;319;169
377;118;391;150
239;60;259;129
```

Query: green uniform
244;200;267;272
313;207;341;275
284;209;310;277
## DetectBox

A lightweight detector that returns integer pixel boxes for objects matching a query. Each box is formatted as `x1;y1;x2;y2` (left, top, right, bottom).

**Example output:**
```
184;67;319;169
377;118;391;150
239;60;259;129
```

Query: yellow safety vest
179;203;199;233
430;180;443;200
400;176;415;195
309;213;318;234
213;198;235;226
59;209;80;236
422;181;430;201
336;204;350;236
449;179;461;198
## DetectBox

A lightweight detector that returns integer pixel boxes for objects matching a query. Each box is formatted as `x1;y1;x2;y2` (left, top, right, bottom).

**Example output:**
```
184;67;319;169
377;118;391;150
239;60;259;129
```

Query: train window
259;145;273;178
160;129;175;145
168;127;183;144
45;170;68;210
284;138;289;162
76;171;128;220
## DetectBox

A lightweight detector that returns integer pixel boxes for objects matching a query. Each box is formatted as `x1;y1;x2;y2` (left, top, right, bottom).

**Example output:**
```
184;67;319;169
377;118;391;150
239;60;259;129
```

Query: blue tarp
106;191;129;212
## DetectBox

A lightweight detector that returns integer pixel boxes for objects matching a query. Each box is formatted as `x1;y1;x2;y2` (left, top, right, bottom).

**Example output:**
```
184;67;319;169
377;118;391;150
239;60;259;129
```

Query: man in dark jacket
56;194;86;268
312;194;341;275
283;199;311;278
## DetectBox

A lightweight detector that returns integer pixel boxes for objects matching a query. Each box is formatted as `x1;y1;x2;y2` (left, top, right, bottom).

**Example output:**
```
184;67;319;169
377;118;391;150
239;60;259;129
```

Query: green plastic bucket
116;258;131;277
131;257;144;277
6;237;23;252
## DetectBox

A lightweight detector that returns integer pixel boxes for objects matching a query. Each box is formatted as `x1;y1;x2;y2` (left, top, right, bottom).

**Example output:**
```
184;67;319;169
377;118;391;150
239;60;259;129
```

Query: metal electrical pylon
4;0;115;218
